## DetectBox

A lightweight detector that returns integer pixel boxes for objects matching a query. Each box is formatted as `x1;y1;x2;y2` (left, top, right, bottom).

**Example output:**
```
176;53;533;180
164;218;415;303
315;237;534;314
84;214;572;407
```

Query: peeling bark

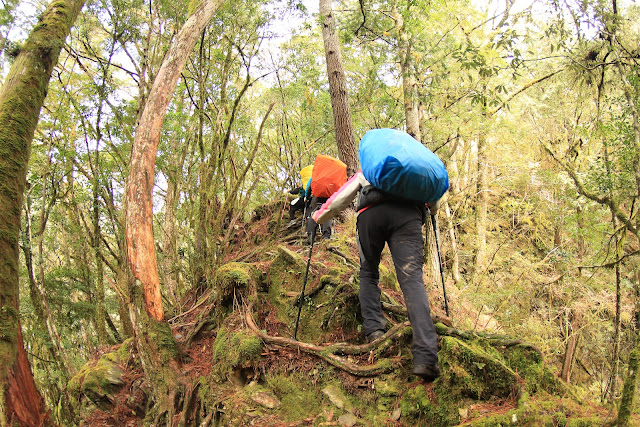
125;0;225;322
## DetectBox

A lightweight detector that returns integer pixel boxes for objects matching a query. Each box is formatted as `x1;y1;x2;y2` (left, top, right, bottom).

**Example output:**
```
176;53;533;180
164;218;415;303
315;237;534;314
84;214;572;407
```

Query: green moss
0;304;18;342
265;374;323;422
399;385;460;427
375;379;401;397
439;336;520;400
213;327;263;368
214;262;258;307
327;267;342;276
566;418;604;426
146;318;179;362
463;404;604;426
116;337;134;363
67;351;125;411
319;274;341;288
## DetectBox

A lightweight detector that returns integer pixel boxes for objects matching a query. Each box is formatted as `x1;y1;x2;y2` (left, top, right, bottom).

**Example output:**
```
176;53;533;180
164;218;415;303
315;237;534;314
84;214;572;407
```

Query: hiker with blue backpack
312;129;449;383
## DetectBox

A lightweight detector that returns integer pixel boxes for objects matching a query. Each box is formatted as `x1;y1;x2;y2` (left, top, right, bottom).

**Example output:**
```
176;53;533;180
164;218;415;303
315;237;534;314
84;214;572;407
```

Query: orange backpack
310;155;347;198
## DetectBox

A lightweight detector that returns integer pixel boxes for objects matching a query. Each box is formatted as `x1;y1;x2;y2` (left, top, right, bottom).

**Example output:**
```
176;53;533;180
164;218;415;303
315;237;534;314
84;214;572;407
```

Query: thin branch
489;70;563;117
542;143;637;236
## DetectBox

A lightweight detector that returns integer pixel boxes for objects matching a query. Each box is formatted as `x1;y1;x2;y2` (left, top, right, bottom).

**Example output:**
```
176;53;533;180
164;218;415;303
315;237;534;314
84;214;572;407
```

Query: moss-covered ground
73;204;640;426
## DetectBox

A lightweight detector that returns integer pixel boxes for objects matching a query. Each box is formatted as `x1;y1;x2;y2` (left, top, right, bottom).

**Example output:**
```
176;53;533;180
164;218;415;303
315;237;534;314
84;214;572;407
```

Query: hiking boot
366;330;385;343
412;364;440;383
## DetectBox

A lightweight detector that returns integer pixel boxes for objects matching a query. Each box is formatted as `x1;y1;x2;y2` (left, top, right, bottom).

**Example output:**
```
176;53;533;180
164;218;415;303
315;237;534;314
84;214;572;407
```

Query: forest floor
74;202;640;426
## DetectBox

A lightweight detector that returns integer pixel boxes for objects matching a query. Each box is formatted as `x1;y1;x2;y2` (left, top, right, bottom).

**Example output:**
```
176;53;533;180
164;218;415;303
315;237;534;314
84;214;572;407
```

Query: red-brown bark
125;0;225;322
6;328;49;427
0;0;85;423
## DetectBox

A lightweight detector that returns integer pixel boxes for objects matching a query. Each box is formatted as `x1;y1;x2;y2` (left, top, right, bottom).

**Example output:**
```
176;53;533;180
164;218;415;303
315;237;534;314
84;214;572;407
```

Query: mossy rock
268;246;309;293
214;262;259;307
500;345;568;396
439;336;521;400
67;350;126;411
212;327;263;370
399;384;461;427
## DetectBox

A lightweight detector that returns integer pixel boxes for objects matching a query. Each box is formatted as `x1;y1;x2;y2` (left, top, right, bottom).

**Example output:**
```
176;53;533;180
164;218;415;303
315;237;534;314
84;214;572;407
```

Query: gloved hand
427;199;441;215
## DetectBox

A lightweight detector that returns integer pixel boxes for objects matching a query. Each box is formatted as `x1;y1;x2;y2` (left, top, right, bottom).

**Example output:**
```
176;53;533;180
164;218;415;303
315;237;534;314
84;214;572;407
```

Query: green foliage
8;0;640;424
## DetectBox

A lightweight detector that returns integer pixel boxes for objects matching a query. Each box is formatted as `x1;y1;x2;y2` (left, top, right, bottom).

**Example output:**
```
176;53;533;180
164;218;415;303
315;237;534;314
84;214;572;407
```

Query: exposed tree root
245;301;408;376
184;301;216;347
326;245;358;267
437;325;541;353
382;302;453;327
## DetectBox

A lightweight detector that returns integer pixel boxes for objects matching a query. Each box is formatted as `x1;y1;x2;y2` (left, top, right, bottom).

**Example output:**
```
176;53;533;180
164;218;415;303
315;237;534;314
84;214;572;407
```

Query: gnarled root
245;301;408;376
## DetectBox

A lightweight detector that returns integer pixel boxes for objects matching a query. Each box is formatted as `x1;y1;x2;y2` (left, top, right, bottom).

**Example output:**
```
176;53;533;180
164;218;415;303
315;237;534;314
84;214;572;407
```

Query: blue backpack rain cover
359;129;449;203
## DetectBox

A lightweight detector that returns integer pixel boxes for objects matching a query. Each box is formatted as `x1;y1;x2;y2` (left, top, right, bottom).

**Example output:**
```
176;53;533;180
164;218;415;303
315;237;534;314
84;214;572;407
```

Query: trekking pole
429;211;450;318
294;226;316;340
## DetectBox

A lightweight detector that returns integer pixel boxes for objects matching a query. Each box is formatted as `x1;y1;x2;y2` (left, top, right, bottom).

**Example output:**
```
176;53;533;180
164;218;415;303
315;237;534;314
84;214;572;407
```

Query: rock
338;413;358;426
323;384;353;413
391;407;402;421
250;391;281;409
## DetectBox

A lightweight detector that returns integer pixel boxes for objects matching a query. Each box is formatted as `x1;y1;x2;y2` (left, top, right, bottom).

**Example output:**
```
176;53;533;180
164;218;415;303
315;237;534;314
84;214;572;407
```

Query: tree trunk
475;130;489;274
474;92;489;276
577;205;585;257
616;268;640;426
93;181;108;345
319;0;358;176
444;197;461;283
393;2;421;141
123;1;225;416
23;193;73;380
0;0;85;423
125;0;225;322
560;310;579;384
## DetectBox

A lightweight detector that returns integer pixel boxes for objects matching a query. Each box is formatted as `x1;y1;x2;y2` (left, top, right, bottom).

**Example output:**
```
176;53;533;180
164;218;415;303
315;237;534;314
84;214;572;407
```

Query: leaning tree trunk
0;0;85;424
124;0;225;418
319;0;359;176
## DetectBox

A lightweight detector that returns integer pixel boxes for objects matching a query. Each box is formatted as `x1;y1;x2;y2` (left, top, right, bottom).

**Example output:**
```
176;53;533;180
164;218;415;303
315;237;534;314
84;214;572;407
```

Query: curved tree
123;0;225;410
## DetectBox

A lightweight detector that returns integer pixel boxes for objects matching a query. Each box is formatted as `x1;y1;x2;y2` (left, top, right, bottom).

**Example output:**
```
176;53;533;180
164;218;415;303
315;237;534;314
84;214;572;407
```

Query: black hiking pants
357;203;438;367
